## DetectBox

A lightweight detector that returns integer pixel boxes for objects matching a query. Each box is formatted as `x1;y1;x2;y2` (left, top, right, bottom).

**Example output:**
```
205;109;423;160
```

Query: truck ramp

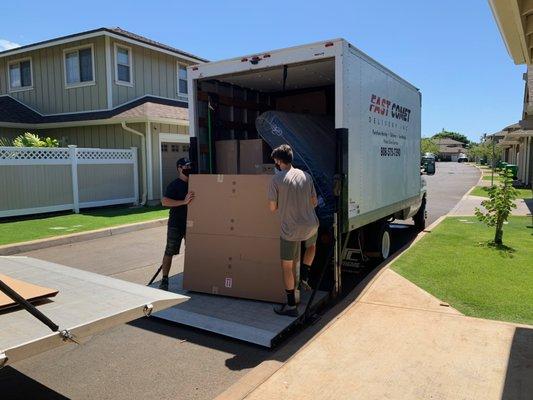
152;274;329;348
0;256;188;367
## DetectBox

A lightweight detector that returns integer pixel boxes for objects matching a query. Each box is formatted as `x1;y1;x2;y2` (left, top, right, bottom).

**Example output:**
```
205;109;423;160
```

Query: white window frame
177;61;188;102
63;44;96;89
7;57;34;93
114;43;133;87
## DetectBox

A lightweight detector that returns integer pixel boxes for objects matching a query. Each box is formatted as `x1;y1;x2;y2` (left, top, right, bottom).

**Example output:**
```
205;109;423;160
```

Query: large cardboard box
183;234;288;303
215;140;239;174
239;139;270;174
184;174;297;303
186;175;279;238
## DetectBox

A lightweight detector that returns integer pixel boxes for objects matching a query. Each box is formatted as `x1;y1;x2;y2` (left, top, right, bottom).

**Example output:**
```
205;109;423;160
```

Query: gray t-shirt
268;167;319;241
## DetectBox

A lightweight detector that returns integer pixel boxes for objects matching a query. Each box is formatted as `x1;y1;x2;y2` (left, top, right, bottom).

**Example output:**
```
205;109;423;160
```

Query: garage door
161;142;190;192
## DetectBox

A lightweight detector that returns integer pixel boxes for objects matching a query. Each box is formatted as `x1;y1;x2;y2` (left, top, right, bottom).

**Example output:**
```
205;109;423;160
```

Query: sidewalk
230;268;532;400
449;195;532;216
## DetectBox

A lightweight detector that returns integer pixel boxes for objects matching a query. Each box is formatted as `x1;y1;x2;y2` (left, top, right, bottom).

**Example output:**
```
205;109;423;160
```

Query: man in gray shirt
268;144;319;316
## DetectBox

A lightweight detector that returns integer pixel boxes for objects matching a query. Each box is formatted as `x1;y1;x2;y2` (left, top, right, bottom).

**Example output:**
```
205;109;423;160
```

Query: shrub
12;132;59;148
475;169;518;245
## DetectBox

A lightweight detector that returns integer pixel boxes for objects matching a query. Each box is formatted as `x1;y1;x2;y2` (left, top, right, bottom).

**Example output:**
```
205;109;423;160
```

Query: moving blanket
256;111;335;228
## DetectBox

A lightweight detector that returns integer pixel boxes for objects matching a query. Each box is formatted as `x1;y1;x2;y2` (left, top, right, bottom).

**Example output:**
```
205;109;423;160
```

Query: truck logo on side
369;94;411;122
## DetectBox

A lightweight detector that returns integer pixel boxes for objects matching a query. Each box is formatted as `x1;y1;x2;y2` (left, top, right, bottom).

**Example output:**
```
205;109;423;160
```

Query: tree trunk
494;217;504;245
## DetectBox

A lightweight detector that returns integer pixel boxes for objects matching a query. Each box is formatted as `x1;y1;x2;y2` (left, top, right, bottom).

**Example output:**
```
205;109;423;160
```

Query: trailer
154;38;425;346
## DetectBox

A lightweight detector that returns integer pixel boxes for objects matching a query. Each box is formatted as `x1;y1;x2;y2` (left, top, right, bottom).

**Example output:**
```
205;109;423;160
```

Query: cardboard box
186;174;279;238
184;174;300;303
239;139;271;174
183;234;292;303
215;140;239;174
256;164;276;175
275;90;327;115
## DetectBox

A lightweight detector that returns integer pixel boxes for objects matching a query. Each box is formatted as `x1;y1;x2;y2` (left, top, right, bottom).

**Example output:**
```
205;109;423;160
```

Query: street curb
0;218;168;256
214;216;447;400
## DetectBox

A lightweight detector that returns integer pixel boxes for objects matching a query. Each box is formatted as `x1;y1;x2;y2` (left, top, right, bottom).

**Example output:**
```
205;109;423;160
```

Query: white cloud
0;39;21;51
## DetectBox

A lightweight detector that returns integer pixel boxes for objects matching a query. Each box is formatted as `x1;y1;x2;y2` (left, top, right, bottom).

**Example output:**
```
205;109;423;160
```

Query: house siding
110;38;192;107
0;37;108;114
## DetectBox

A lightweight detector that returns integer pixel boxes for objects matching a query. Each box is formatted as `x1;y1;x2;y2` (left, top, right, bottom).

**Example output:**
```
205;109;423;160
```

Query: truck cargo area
194;57;336;171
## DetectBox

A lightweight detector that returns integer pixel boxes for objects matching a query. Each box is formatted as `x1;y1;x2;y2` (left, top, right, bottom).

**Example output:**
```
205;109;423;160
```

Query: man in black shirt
159;157;195;290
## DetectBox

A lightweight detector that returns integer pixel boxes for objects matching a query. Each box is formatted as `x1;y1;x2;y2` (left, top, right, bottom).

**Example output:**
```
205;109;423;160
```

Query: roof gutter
121;121;147;205
488;0;530;64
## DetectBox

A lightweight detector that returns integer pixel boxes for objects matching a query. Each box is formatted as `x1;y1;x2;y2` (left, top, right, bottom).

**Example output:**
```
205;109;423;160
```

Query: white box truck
153;39;426;347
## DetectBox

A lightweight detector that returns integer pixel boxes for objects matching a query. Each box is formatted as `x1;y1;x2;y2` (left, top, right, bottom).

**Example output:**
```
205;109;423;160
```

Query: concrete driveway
231;268;532;400
1;162;481;400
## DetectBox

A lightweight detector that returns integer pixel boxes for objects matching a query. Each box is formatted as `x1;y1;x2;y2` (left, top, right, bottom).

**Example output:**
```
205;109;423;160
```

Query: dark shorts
280;232;318;261
164;227;185;257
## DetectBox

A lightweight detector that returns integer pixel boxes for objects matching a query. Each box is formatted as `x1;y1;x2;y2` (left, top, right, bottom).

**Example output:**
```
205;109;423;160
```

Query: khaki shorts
280;232;318;261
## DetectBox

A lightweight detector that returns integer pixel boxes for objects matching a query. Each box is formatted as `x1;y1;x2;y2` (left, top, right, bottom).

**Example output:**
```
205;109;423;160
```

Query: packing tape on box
187;220;194;228
217;174;224;183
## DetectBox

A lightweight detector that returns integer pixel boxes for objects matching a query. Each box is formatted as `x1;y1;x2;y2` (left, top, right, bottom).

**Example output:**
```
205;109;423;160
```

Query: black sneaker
273;304;299;317
159;277;169;291
298;279;312;292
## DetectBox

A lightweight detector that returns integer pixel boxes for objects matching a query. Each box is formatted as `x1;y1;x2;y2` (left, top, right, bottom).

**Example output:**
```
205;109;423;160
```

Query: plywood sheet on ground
0;273;58;310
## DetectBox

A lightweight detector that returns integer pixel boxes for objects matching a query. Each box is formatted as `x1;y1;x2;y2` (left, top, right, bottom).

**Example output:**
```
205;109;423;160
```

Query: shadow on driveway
502;327;533;400
0;366;69;400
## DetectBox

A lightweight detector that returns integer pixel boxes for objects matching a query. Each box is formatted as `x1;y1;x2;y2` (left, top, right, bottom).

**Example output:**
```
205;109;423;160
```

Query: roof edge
0;27;207;63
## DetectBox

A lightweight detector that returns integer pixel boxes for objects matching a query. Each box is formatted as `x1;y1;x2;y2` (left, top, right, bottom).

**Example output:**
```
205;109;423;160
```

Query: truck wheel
413;198;426;231
364;221;391;261
378;224;391;260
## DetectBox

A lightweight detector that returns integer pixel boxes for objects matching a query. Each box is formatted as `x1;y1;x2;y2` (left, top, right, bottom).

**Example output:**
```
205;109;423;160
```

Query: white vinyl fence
0;145;139;218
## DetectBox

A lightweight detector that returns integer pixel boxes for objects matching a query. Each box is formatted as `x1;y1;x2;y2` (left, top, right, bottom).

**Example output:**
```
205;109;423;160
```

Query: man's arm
267;179;278;212
162;191;194;207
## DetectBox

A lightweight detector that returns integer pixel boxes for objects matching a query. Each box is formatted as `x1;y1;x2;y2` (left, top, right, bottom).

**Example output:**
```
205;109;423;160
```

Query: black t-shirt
165;178;188;230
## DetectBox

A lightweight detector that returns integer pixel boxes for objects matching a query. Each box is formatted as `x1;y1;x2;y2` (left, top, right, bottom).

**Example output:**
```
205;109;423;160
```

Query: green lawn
470;186;533;199
392;216;533;325
482;174;503;181
0;206;168;246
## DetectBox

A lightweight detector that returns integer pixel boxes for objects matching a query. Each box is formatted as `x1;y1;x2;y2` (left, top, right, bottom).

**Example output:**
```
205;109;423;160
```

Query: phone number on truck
380;147;401;157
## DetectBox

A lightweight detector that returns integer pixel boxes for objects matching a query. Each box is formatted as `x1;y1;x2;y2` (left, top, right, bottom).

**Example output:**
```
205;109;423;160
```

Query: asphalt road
1;162;480;400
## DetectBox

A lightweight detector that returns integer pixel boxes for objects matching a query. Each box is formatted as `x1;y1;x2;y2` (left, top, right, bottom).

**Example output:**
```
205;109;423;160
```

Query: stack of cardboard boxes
215;139;274;175
183;174;295;303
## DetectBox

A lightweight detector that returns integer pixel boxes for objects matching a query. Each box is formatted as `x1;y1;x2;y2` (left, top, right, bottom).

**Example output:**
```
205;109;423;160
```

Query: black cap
176;157;191;168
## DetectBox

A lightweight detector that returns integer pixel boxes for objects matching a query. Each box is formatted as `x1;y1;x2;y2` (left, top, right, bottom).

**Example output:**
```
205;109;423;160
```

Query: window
177;62;188;101
8;58;32;91
115;44;133;85
64;45;94;88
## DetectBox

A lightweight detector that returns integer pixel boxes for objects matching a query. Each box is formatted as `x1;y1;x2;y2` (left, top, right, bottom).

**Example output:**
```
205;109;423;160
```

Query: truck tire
378;224;391;261
413;197;426;231
364;221;391;262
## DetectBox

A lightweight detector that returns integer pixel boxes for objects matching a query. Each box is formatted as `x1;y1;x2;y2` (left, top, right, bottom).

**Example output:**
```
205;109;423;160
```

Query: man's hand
184;191;195;205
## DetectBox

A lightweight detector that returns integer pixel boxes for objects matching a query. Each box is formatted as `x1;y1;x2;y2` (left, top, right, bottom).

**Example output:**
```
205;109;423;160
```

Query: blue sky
0;0;524;141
